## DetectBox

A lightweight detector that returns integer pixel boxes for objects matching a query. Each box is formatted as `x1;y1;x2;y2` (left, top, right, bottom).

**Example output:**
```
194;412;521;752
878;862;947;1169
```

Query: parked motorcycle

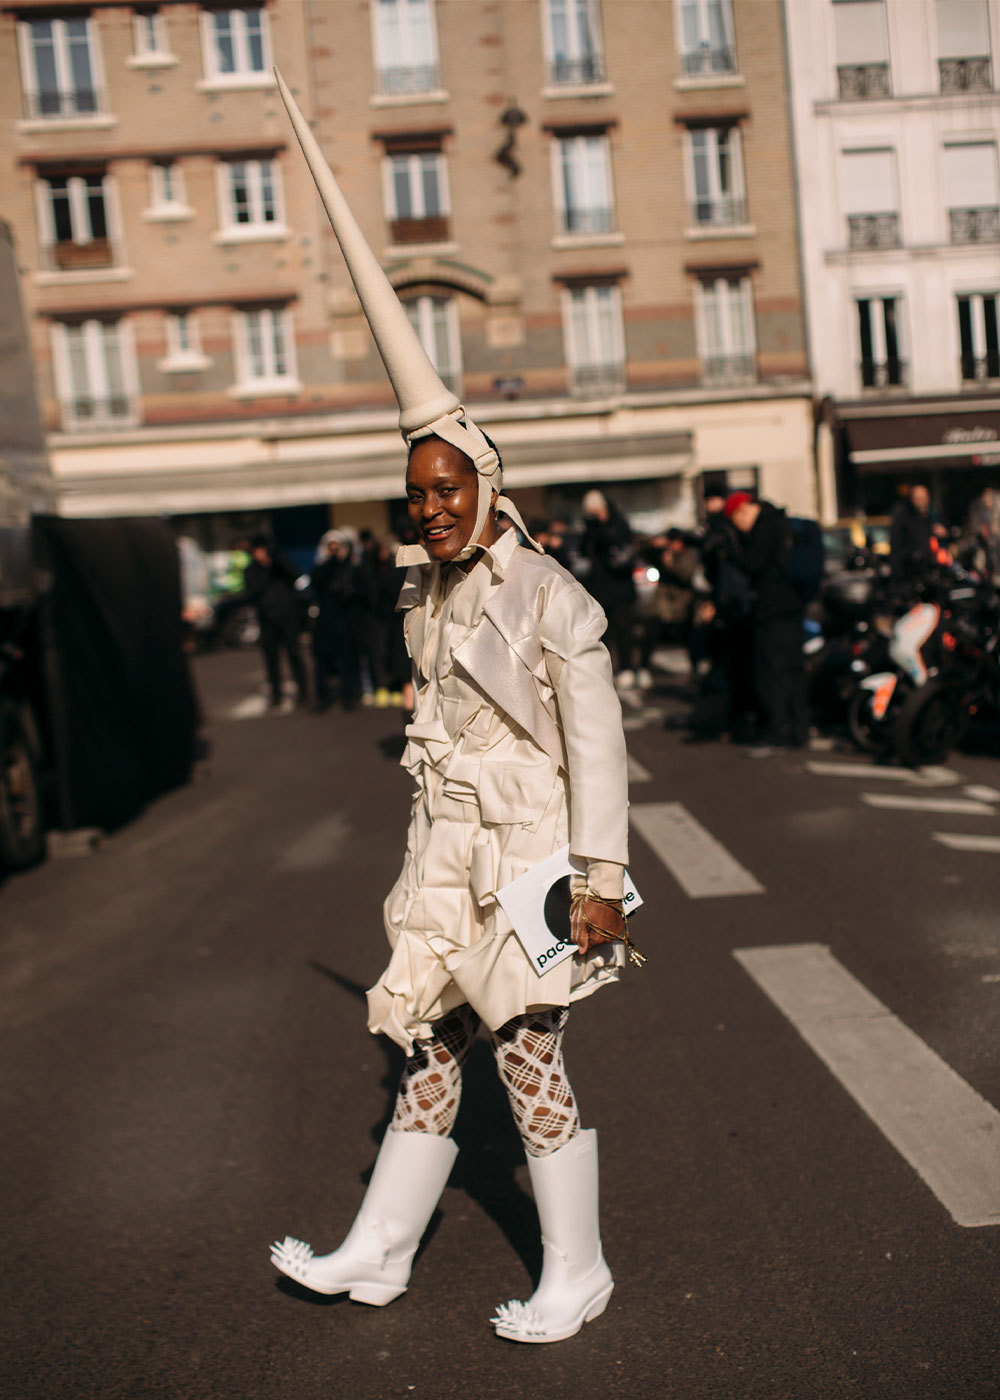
891;583;1000;766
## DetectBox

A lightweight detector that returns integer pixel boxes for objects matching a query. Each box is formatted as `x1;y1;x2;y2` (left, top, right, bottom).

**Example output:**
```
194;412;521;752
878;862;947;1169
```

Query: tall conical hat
274;68;541;564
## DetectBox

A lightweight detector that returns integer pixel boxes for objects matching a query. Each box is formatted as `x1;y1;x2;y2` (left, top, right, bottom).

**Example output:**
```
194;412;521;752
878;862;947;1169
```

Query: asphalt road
3;647;1000;1400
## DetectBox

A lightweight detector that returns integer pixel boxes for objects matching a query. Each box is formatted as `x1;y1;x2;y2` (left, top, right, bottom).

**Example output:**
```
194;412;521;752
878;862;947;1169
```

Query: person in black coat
221;534;308;708
727;493;808;751
580;490;638;685
311;530;367;711
890;484;936;586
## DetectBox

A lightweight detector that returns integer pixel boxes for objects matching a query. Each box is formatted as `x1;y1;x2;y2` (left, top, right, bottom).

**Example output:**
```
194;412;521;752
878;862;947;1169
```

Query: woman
269;71;635;1345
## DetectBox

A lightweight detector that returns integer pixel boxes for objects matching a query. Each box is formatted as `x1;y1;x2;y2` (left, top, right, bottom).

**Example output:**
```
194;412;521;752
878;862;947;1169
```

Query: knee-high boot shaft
492;1128;614;1343
270;1128;457;1306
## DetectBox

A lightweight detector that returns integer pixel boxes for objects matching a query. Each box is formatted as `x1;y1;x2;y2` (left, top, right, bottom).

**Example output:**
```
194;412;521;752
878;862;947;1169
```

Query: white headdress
274;68;542;566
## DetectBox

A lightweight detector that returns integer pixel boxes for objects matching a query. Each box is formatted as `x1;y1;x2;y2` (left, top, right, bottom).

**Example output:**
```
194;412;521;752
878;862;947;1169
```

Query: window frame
693;272;758;383
371;0;443;99
853;291;907;388
675;0;738;78
956;290;1000;382
551;131;616;237
35;170;122;273
402;293;462;395
382;149;451;243
561;282;626;396
542;0;607;87
215;157;287;241
160;310;211;373
17;15;105;121
51;317;140;430
231;306;299;395
685;123;747;227
199;5;274;87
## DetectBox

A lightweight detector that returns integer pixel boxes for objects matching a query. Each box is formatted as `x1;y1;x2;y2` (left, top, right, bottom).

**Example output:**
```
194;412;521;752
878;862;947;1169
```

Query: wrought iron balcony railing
961;351;1000;383
681;46;737;77
549;53;606;85
949;207;1000;245
837;63;891;100
701;352;757;385
860;358;906;389
570;362;626;398
375;63;441;97
848;213;900;250
562;206;615;236
691;195;749;228
23;86;102;119
939;57;992;93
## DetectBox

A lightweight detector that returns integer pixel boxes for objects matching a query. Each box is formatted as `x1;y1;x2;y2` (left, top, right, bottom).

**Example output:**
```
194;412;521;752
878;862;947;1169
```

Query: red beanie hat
724;492;753;519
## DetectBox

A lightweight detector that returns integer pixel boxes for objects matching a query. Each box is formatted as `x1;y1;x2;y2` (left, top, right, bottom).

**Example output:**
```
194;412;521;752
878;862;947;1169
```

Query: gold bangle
570;889;647;968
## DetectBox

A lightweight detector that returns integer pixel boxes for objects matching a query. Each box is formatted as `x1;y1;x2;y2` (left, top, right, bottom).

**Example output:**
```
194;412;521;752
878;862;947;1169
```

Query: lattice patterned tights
390;1004;580;1157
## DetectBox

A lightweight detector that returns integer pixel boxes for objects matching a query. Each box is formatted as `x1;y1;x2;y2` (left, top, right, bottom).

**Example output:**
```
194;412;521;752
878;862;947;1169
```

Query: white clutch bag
495;844;643;974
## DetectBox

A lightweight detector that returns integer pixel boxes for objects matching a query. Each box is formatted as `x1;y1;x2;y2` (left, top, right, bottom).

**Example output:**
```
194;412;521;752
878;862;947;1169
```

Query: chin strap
399;408;545;565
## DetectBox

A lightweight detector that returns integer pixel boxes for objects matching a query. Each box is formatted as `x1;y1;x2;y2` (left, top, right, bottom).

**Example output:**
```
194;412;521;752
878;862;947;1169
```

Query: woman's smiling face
406;436;499;563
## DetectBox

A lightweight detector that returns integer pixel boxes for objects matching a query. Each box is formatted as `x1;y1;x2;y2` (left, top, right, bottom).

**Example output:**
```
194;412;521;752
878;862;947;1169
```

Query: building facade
784;0;1000;526
2;0;813;550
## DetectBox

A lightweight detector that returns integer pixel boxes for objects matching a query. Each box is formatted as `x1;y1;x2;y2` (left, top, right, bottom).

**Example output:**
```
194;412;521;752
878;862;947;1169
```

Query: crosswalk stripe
734;943;1000;1228
630;802;764;898
933;833;1000;852
806;761;960;786
963;785;1000;803
861;793;994;815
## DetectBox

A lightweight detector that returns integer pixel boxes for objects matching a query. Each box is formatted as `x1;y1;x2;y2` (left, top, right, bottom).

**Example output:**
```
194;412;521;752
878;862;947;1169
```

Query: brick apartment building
1;0;814;552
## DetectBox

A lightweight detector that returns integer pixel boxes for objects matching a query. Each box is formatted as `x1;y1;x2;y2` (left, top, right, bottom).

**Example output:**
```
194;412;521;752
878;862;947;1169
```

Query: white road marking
861;793;994;815
229;694;270;719
964;785;1000;803
933;833;1000;853
627;754;652;783
276;814;351;872
630;802;764;898
806;761;960;787
735;943;1000;1228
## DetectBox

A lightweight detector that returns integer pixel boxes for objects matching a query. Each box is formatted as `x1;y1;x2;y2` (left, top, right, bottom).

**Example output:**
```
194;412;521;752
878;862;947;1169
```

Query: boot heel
349;1281;405;1307
584;1284;613;1322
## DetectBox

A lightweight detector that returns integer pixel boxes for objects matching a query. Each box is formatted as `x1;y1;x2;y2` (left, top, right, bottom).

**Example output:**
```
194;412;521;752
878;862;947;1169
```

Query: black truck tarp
32;516;199;833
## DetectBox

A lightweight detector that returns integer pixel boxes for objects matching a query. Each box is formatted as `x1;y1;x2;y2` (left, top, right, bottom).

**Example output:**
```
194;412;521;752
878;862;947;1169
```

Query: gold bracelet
570;889;647;968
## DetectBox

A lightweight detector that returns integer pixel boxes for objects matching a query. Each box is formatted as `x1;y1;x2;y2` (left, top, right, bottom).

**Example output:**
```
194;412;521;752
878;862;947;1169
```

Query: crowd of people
211;481;1000;752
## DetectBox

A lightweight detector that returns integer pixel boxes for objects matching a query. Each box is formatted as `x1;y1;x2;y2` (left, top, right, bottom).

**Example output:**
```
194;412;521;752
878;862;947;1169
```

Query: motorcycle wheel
847;688;893;754
0;700;45;872
892;679;968;768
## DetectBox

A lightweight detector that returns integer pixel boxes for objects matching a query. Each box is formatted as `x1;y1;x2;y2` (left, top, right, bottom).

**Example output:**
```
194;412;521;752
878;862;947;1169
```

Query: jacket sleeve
538;579;629;883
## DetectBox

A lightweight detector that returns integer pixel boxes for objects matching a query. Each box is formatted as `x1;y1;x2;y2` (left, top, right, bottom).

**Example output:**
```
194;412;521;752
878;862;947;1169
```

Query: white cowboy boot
270;1128;457;1306
492;1129;613;1343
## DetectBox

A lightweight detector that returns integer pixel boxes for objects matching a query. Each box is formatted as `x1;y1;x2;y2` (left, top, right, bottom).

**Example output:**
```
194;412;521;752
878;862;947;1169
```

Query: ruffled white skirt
366;765;622;1054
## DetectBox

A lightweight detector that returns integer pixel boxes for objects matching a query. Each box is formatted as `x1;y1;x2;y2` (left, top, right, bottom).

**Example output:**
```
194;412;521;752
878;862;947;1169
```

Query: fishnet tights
391;1005;580;1156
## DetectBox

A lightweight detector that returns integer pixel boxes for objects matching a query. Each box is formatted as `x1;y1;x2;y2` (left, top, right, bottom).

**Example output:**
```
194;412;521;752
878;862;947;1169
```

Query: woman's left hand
571;895;626;954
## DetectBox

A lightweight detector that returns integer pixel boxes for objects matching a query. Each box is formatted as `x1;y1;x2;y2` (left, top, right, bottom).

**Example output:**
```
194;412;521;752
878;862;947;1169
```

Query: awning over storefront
51;425;693;517
839;399;1000;472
